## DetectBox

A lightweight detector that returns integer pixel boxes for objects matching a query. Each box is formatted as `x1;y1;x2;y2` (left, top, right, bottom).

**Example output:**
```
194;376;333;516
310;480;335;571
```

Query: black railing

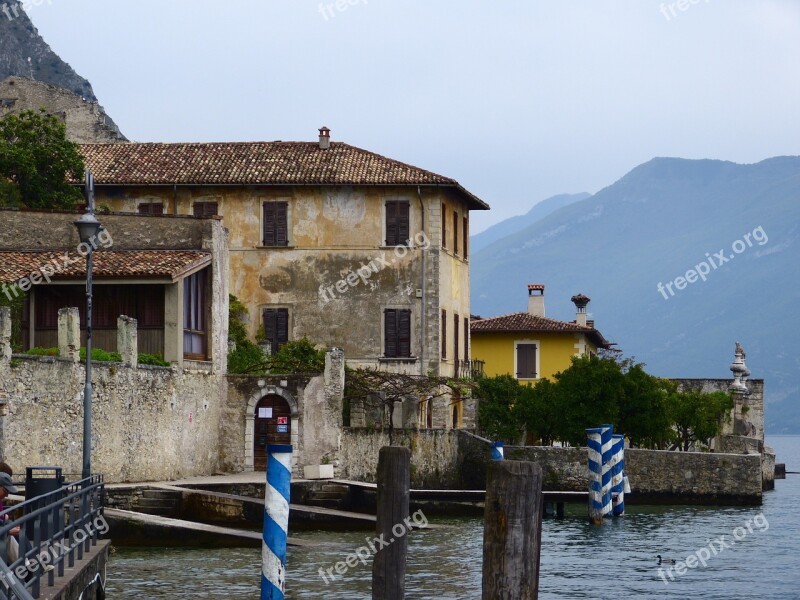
455;359;485;380
0;475;105;600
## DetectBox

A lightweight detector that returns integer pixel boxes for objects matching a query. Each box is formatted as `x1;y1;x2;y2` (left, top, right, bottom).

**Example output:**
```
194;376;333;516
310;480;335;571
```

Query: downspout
173;184;178;215
417;186;426;376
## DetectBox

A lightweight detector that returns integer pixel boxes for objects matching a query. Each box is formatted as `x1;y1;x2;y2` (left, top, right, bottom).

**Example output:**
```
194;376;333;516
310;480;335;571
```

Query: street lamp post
73;170;102;482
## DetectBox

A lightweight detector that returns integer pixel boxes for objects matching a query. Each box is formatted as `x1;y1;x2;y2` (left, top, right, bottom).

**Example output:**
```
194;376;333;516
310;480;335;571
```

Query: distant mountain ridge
471;192;590;253
470;156;800;433
0;0;95;99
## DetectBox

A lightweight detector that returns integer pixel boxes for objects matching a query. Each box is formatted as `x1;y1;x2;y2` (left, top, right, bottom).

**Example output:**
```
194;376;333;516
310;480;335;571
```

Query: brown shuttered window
441;309;447;359
441;203;447;249
516;344;538;379
263;308;289;355
463;215;469;259
384;309;411;358
453;211;459;255
385;201;410;246
463;316;469;361
454;313;459;364
263;202;289;246
193;202;219;217
138;203;164;215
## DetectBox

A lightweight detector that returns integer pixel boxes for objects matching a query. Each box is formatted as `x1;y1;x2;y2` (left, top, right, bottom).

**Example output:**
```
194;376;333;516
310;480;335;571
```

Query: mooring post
491;441;505;460
262;444;293;600
482;460;543;600
372;446;411;600
586;427;604;524
611;434;625;516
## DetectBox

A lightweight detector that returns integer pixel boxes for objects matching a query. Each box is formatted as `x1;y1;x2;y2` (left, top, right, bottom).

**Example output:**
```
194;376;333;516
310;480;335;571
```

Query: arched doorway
254;394;292;471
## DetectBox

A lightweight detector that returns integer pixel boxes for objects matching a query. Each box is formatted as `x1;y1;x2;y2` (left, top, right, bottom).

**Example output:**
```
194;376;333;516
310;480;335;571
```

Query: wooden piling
372;446;411;600
482;460;543;600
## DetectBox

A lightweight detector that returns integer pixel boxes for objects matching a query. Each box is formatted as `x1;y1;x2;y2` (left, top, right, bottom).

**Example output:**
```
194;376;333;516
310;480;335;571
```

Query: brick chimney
318;126;331;149
527;284;545;317
571;293;591;326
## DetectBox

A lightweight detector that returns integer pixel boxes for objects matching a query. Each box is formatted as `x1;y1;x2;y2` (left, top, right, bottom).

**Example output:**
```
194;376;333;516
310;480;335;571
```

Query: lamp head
73;211;102;245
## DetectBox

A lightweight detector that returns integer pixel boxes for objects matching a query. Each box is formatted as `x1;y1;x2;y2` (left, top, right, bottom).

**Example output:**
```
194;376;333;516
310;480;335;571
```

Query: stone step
303;499;342;509
309;491;346;500
133;506;177;517
319;484;350;493
142;489;182;500
136;498;179;509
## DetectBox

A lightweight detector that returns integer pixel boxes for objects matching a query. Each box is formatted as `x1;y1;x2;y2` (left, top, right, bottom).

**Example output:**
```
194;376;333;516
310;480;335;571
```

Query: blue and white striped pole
611;434;625;516
262;444;293;600
491;441;505;461
600;424;614;518
586;427;604;524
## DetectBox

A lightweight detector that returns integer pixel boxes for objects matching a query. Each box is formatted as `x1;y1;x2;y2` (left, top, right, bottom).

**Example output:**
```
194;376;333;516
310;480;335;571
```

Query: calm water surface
106;436;800;599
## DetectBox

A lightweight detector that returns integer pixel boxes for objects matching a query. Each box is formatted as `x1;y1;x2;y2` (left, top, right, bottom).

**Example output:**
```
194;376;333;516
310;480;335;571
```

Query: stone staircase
303;483;350;509
132;488;182;517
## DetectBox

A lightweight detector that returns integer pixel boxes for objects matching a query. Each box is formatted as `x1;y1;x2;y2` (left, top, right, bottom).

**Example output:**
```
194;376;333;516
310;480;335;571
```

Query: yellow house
470;284;611;384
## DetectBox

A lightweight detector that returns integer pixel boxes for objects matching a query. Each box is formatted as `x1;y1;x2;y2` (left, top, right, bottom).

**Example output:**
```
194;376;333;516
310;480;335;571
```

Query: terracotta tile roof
470;311;612;348
0;250;210;284
78;142;489;210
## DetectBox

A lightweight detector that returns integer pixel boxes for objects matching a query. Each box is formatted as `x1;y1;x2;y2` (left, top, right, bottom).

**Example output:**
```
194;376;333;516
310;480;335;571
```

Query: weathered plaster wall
339;428;461;488
0;355;225;483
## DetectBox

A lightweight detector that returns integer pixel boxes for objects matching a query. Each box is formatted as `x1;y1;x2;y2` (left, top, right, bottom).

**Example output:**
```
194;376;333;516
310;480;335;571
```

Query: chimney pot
527;284;545;317
318;126;331;149
571;293;591;326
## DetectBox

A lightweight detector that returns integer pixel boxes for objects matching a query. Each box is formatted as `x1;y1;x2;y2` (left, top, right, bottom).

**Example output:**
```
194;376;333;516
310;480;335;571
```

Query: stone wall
0;354;226;483
339;428;461;488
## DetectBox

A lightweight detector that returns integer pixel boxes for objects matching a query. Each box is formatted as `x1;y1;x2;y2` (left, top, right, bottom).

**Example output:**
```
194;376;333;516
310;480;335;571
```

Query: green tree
476;374;528;444
550;355;623;445
269;338;326;373
227;295;268;374
618;364;675;449
516;377;560;445
669;390;733;451
0;110;85;208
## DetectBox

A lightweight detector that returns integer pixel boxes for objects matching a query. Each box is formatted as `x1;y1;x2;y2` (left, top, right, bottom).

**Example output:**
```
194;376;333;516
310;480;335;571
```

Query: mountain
470;156;800;434
0;0;95;99
471;193;590;253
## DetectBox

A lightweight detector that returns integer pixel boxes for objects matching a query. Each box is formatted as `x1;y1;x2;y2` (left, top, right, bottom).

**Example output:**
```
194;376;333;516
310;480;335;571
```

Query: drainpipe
417;186;426;376
173;184;178;215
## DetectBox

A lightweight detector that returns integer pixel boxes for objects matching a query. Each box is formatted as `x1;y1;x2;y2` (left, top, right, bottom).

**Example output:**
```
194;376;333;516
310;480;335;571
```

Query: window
516;343;538;379
263;202;289;246
463;316;469;361
463;215;469;259
184;269;208;359
138;203;163;215
193;202;219;217
453;211;459;255
441;309;447;359
263;308;289;355
441;204;447;249
385;200;410;246
453;313;459;364
384;309;411;358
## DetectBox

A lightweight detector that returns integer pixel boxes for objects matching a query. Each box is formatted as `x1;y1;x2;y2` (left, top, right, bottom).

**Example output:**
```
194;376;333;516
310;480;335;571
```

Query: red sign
277;417;288;425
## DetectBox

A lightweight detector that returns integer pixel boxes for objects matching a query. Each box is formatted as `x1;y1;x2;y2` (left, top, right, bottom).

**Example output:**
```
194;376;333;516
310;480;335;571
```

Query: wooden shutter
276;308;289;350
441;204;447;249
516;344;537;379
398;202;410;245
263;203;275;245
138;203;163;215
441;309;447;359
275;202;289;247
453;313;459;364
398;310;411;357
384;309;398;357
463;316;469;361
463;215;469;259
385;202;398;246
193;202;218;217
453;211;459;255
263;308;288;354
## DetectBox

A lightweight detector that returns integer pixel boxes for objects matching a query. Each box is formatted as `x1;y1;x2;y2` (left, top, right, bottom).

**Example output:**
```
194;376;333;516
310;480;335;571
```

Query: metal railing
0;476;105;600
455;359;485;380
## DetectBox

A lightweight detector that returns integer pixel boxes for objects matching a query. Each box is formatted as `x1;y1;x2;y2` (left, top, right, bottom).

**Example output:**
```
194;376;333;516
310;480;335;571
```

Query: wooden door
254;395;292;471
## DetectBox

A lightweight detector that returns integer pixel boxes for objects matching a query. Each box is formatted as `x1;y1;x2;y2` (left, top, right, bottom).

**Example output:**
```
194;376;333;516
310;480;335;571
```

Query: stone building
78;127;489;382
0;76;126;143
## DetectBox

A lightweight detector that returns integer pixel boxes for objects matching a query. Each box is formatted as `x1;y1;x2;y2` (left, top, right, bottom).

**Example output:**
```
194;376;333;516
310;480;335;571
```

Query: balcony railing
455;359;485;380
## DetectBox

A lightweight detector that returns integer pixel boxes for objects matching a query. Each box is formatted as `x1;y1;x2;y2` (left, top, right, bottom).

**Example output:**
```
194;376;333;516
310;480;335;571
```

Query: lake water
106;436;800;599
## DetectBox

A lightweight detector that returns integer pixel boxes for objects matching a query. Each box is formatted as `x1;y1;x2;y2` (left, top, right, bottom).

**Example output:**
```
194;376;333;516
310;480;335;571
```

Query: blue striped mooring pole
491;441;505;460
611;434;625;516
262;444;293;600
600;424;614;518
586;427;604;523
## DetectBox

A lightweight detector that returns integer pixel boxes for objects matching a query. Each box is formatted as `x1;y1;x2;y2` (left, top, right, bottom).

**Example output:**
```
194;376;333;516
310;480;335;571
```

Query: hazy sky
25;0;800;232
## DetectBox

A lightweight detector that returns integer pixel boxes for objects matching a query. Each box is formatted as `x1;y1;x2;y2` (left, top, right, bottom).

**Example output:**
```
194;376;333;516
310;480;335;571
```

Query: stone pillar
58;307;81;363
117;315;138;367
0;307;11;362
324;347;345;406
